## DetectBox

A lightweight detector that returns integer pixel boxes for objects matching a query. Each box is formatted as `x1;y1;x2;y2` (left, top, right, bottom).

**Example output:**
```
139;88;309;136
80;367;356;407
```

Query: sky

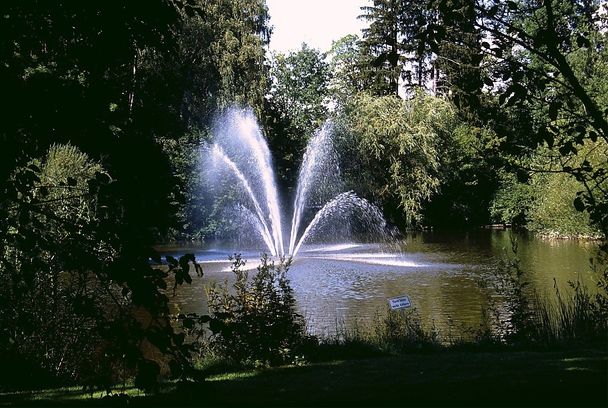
266;0;370;55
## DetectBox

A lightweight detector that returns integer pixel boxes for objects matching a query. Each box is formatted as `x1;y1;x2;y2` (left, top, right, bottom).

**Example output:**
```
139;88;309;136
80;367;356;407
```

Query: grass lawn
2;348;606;407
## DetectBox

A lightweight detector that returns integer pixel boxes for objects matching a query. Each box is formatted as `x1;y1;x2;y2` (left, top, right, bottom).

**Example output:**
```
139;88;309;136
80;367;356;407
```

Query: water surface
159;230;602;337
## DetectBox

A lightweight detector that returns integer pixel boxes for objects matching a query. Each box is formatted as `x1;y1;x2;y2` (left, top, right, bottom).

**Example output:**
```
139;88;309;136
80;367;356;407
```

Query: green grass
2;348;606;407
0;384;145;405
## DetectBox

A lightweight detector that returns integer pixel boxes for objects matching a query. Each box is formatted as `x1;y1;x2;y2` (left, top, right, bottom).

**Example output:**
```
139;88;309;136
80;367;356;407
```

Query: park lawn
2;348;606;407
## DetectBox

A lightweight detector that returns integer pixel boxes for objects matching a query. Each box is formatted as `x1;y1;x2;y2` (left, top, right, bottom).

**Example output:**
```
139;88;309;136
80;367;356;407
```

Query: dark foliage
202;255;311;366
0;0;210;392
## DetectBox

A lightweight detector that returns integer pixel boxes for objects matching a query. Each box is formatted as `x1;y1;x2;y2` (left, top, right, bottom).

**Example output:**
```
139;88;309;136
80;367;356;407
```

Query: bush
315;308;440;358
0;144;115;388
204;254;310;366
0;144;202;392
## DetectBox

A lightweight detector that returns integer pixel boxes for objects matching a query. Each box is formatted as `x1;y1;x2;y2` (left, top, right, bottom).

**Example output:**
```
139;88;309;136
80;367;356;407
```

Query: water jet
203;108;388;257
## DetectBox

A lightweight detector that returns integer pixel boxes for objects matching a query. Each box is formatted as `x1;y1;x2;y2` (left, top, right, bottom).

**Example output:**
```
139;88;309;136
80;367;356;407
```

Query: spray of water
288;123;340;255
233;113;285;256
203;107;388;258
210;144;277;255
292;191;386;256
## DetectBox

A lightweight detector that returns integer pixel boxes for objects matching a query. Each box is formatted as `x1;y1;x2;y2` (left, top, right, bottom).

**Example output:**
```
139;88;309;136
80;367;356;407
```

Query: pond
158;230;603;337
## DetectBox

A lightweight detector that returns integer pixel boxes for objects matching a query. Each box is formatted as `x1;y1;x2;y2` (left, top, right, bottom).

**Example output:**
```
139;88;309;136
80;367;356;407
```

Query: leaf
135;359;160;392
573;195;585;212
198;315;211;324
95;171;111;183
209;318;225;334
168;360;183;377
67;177;77;187
558;142;576;156
589;131;598;142
150;252;162;264
179;254;192;272
166;255;178;267
491;47;503;58
576;34;590;48
158;279;167;290
182;318;194;330
544;133;554;148
183;272;192;285
27;164;41;173
472;53;484;65
487;4;499;17
194;262;204;277
499;91;508;105
548;101;560;120
581;160;592;172
505;94;518;107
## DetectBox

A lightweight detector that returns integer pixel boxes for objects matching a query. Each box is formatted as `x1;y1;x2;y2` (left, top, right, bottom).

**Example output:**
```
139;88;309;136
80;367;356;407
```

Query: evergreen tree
359;0;404;95
432;0;483;118
359;0;435;96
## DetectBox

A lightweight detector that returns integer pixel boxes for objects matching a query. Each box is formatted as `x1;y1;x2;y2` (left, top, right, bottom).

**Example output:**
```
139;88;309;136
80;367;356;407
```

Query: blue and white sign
388;295;411;310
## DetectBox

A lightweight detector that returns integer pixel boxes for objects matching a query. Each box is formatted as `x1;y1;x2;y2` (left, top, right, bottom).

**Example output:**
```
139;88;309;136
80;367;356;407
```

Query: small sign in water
388;295;411;310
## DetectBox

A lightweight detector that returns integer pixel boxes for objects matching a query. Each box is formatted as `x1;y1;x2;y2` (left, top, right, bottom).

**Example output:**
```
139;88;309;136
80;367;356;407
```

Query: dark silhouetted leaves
549;101;561;120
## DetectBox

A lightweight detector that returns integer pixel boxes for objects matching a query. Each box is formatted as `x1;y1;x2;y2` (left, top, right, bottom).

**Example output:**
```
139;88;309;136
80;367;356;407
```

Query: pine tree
359;0;404;95
359;0;435;96
433;0;483;118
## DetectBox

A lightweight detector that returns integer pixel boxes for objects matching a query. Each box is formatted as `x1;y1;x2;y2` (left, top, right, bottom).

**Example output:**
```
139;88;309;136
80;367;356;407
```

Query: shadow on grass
7;349;605;407
184;349;607;407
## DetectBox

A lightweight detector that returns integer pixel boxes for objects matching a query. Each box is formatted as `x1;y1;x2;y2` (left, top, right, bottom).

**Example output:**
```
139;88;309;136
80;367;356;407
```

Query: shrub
0;144;115;388
316;308;440;357
205;254;310;366
0;144;202;392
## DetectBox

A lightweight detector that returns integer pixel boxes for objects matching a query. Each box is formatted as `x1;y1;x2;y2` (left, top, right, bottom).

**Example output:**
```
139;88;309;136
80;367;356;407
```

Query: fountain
203;107;388;257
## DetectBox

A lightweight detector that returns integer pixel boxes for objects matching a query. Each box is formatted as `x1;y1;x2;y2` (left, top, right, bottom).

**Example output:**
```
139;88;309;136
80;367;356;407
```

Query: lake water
158;230;603;337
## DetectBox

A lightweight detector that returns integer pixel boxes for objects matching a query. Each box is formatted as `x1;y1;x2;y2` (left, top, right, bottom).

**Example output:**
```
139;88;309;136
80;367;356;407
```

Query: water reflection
159;230;602;337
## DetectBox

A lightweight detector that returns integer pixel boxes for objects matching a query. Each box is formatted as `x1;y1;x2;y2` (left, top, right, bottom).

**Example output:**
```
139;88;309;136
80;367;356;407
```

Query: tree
432;0;484;118
0;143;205;390
0;1;213;390
0;0;274;390
359;0;434;96
0;0;191;238
328;35;368;111
155;0;271;240
343;93;456;226
175;0;270;127
426;0;608;234
359;0;404;95
264;44;331;189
